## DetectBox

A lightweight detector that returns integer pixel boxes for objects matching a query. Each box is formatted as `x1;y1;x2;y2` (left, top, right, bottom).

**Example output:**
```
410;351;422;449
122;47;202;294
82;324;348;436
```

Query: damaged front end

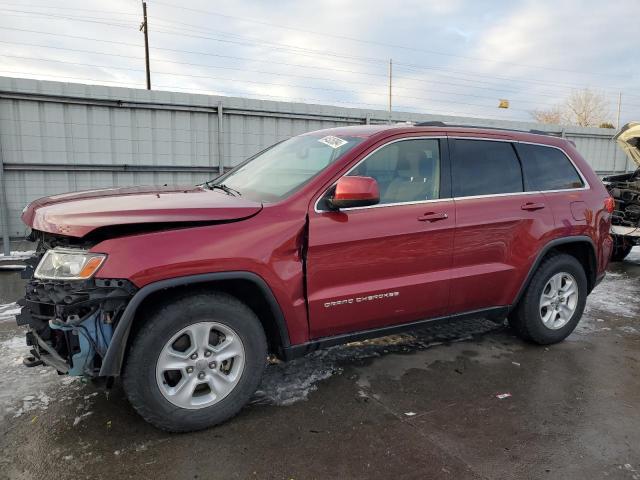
604;122;640;247
16;232;136;377
605;169;640;239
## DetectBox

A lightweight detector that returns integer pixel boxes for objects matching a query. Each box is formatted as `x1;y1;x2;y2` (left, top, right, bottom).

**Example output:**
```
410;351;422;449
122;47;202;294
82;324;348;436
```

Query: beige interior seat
384;151;438;203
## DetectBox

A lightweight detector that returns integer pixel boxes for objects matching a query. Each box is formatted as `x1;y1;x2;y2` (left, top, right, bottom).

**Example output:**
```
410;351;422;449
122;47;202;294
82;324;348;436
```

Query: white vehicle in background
604;122;640;261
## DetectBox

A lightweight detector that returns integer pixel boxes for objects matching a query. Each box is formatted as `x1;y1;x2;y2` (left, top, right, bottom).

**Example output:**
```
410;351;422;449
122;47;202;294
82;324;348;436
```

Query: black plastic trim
99;271;290;376
282;306;509;360
509;235;597;310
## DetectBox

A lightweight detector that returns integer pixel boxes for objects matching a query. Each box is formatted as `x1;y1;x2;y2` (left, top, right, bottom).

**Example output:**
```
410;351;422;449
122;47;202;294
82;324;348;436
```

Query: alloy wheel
156;322;245;409
539;272;579;330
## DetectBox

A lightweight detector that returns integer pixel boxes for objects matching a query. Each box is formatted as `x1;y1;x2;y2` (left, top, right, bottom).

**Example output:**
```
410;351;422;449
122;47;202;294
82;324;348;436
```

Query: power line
0;8;136;29
0;54;575;111
2;44;635;111
2;25;638;110
0;40;143;61
0;69;386;108
0;41;576;105
1;23;634;100
0;26;143;47
0;2;137;17
150;24;634;95
0;41;560;101
0;4;635;100
150;19;637;96
2;69;614;123
152;0;625;79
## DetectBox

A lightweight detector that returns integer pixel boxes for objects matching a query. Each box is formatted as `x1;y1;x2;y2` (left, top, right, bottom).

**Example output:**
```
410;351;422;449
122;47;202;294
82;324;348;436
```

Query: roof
303;123;569;147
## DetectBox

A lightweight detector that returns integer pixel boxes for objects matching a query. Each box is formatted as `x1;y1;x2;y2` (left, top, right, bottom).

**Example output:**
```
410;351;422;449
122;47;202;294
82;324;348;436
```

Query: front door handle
417;212;448;222
521;202;546;211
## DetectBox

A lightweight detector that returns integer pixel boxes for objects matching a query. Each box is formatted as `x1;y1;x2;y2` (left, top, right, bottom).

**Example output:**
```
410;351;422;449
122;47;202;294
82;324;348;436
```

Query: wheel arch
99;272;291;377
511;236;597;312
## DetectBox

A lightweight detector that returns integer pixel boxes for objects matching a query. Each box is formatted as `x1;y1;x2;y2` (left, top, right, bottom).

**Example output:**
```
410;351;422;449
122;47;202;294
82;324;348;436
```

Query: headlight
34;248;106;280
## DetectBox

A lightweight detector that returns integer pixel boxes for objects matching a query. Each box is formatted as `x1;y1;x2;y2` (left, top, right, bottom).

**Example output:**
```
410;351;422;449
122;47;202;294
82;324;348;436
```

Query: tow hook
23;355;44;368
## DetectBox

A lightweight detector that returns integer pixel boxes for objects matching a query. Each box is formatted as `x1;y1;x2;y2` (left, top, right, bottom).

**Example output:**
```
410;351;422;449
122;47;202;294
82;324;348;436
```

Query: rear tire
611;235;632;262
123;292;267;432
508;253;587;345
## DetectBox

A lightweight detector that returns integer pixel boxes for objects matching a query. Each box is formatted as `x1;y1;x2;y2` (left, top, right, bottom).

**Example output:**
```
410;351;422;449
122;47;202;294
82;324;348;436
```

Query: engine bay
605;169;640;229
16;230;137;377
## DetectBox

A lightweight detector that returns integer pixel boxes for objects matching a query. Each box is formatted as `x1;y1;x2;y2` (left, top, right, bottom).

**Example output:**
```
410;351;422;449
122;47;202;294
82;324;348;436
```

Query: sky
0;0;638;125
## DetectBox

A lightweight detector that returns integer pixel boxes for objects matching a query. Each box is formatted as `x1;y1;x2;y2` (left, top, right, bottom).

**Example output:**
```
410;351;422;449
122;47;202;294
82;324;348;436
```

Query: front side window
214;134;364;202
452;139;523;197
347;138;441;205
516;143;585;191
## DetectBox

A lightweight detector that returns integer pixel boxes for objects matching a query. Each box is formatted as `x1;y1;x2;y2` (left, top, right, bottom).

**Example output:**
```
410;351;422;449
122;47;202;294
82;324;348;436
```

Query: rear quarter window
516;143;585;191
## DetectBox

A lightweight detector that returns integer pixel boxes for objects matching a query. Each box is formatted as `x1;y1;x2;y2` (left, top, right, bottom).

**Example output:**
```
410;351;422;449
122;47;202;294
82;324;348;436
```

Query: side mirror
328;176;380;210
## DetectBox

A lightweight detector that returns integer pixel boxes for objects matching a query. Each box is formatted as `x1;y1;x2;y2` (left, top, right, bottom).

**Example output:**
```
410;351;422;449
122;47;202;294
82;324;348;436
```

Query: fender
99;271;290;376
510;235;597;311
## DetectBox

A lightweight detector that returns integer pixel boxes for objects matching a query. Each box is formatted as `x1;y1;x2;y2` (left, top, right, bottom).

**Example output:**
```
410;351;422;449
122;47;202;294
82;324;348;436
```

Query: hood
22;185;263;238
615;122;640;167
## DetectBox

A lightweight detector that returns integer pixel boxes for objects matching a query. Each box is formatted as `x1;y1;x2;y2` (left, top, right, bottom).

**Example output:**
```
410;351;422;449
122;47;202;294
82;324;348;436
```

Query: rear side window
516;144;585;191
452;139;523;197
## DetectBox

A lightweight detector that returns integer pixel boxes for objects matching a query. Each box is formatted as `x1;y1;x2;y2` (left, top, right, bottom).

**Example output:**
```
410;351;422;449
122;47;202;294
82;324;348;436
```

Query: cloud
0;0;638;123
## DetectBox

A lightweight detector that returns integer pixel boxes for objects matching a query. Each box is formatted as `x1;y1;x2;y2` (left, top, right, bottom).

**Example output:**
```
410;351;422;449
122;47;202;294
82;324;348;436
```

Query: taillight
604;196;615;213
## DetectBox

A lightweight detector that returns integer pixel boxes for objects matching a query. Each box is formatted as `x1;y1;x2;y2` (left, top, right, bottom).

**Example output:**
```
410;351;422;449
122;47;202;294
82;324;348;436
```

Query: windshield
211;134;364;202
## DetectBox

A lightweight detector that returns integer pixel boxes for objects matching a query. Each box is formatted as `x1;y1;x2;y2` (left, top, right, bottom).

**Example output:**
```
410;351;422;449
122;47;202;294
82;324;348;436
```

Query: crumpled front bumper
17;269;137;376
611;225;640;240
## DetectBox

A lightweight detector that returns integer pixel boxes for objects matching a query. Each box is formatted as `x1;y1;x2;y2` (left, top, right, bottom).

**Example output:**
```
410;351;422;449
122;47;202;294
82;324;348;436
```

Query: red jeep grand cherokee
17;123;613;431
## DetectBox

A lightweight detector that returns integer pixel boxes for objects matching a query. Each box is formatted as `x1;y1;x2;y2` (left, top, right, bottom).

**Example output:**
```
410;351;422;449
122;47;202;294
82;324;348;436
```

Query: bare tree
531;105;563;125
530;89;612;127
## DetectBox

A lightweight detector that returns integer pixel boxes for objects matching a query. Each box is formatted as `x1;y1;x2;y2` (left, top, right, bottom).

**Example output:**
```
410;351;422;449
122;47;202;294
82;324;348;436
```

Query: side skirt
282;306;509;360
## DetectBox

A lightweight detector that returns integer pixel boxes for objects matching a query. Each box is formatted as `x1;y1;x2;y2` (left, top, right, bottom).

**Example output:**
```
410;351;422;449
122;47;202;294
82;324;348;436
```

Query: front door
306;137;455;338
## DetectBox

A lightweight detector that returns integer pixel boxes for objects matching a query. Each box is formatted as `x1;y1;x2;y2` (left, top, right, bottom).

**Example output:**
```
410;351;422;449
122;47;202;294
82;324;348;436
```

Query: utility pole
616;92;622;129
388;58;392;124
140;1;151;90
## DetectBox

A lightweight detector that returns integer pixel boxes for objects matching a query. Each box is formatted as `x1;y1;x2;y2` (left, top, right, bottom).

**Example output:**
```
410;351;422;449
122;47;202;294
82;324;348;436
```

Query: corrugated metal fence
0;76;631;249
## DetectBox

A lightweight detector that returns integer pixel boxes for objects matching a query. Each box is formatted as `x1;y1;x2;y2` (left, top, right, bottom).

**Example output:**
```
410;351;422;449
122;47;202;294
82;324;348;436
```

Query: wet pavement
1;250;639;480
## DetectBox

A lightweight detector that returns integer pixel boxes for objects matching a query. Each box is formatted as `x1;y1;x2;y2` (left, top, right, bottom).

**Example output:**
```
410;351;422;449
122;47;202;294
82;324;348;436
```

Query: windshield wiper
206;182;241;196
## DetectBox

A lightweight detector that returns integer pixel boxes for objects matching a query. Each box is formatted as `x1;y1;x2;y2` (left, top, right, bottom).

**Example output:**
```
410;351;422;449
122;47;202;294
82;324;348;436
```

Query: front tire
508;253;587;345
123;292;267;432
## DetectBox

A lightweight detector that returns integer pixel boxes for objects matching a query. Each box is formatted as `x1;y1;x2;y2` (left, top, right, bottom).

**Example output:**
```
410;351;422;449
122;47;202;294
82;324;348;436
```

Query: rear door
514;142;589;230
306;137;455;338
449;138;555;314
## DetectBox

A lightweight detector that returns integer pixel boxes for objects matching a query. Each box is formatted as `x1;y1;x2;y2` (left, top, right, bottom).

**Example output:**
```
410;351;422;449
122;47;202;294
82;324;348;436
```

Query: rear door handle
417;212;448;222
521;202;546;211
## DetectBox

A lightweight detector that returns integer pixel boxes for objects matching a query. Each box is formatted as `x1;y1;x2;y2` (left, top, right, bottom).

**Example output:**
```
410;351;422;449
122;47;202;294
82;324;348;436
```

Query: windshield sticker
318;135;348;149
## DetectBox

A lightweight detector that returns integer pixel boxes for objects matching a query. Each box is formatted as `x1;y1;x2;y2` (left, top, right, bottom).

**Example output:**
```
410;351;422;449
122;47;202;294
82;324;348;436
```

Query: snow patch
0;250;35;261
618;326;638;335
73;411;94;426
626;246;640;264
577;271;640;334
0;302;22;322
0;333;84;419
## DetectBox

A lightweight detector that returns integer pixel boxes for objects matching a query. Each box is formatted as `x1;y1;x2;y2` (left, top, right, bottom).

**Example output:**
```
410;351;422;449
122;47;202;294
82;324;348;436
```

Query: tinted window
516;144;585;191
348;139;441;204
452;140;523;197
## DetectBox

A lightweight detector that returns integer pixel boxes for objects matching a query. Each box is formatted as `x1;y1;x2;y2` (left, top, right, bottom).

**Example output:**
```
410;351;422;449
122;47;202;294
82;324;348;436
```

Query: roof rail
414;121;557;137
414;121;447;127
